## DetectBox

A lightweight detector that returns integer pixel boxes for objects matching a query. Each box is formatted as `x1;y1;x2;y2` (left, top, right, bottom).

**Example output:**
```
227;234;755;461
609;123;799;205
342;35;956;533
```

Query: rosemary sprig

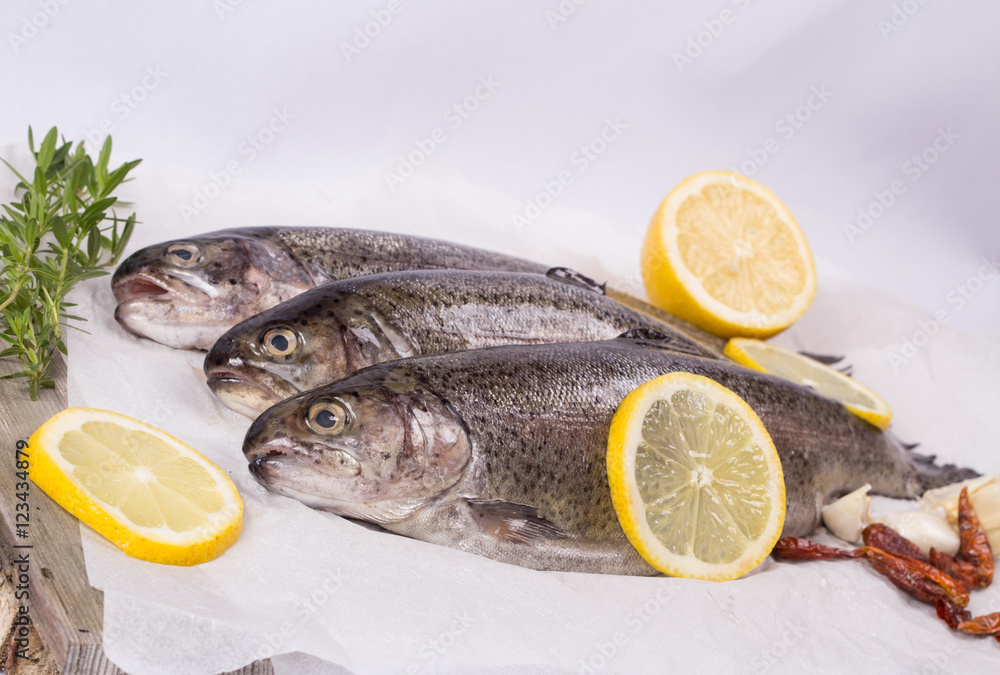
0;127;141;399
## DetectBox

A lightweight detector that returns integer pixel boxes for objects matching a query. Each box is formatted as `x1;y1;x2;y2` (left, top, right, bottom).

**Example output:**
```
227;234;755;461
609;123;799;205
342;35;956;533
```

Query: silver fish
112;227;548;350
204;268;718;418
242;335;976;575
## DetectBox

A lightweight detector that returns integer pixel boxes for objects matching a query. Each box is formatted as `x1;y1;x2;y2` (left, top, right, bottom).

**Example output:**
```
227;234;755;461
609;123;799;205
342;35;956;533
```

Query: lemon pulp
724;337;892;429
642;171;816;338
29;408;242;565
608;373;785;581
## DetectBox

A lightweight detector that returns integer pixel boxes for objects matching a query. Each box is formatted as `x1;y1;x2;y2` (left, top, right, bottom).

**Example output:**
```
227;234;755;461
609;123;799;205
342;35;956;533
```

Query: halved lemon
607;372;785;581
723;337;892;430
641;170;817;338
28;408;243;565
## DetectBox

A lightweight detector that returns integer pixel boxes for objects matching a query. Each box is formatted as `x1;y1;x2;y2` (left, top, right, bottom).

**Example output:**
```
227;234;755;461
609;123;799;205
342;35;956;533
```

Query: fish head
204;286;417;417
112;228;315;350
243;372;470;522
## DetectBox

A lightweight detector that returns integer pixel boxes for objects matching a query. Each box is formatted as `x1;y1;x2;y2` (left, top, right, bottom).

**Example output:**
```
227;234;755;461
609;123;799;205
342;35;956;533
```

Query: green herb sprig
0;127;141;399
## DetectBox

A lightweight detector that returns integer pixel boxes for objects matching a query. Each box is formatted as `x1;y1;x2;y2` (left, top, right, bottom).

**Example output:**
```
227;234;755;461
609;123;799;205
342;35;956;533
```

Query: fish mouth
248;456;429;523
113;268;233;350
208;374;287;418
206;368;300;417
248;456;359;511
113;271;214;305
114;274;173;301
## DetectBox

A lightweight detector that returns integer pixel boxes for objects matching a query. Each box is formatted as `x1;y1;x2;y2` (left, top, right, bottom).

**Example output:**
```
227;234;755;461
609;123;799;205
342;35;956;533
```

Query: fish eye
307;401;349;435
165;244;201;267
261;327;298;358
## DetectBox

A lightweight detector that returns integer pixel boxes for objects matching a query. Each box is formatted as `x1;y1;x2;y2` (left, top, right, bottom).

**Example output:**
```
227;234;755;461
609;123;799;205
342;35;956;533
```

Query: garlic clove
919;476;995;517
920;475;1000;556
874;511;960;557
821;484;871;544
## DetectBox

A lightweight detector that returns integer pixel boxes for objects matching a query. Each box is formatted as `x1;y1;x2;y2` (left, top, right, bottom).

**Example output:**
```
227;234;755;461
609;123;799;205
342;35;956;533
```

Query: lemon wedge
641;170;817;338
723;337;892;430
607;372;785;581
28;408;243;565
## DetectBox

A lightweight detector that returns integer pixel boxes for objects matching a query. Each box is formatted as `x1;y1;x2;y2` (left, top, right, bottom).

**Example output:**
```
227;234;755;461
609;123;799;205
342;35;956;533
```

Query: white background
1;0;997;333
4;2;1000;675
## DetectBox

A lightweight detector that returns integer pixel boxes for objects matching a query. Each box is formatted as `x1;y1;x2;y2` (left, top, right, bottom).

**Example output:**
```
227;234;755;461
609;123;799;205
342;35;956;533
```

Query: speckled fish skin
204;268;718;417
242;337;977;575
112;226;549;350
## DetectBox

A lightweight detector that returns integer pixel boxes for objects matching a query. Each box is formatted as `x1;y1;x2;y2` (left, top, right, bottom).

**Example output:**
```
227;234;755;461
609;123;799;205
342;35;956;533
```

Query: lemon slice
28;408;243;565
641;170;817;338
723;338;892;430
607;372;785;581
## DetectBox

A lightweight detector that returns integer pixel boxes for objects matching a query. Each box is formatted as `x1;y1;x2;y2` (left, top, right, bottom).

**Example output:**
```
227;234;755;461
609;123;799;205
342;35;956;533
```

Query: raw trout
111;226;725;353
204;268;717;417
112;227;547;350
241;334;976;575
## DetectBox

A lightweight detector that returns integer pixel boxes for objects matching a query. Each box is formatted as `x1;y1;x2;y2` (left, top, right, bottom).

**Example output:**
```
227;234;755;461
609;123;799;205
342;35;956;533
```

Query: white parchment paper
58;166;1000;674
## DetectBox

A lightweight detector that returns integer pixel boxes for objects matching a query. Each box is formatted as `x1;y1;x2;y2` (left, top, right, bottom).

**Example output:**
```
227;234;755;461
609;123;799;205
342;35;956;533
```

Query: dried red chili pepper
860;547;970;608
958;487;994;588
862;523;929;563
772;537;863;560
935;598;972;630
956;613;1000;635
929;548;978;591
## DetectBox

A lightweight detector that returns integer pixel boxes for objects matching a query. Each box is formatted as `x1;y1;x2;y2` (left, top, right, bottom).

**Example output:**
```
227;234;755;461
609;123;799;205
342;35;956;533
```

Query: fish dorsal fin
618;327;706;357
545;267;607;295
466;499;568;544
799;351;843;365
799;351;854;376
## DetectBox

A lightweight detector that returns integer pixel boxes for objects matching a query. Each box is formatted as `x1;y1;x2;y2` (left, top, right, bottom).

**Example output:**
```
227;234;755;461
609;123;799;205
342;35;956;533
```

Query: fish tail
905;445;980;495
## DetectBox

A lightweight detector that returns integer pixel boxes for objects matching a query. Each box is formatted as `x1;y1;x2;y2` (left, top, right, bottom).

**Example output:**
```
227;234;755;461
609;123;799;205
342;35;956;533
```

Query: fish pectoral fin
545;267;607;295
617;328;705;357
466;499;569;544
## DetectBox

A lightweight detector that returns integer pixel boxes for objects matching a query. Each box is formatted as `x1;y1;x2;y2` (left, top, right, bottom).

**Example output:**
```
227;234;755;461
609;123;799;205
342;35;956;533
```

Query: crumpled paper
53;163;1000;674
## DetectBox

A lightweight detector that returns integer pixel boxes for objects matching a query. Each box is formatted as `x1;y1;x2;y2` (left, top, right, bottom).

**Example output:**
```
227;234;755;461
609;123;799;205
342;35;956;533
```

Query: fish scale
243;336;977;575
112;226;726;353
270;227;549;280
204;269;720;417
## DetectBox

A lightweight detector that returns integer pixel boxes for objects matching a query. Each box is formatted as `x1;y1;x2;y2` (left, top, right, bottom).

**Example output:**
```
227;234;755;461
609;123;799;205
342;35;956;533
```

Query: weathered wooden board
0;355;273;675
